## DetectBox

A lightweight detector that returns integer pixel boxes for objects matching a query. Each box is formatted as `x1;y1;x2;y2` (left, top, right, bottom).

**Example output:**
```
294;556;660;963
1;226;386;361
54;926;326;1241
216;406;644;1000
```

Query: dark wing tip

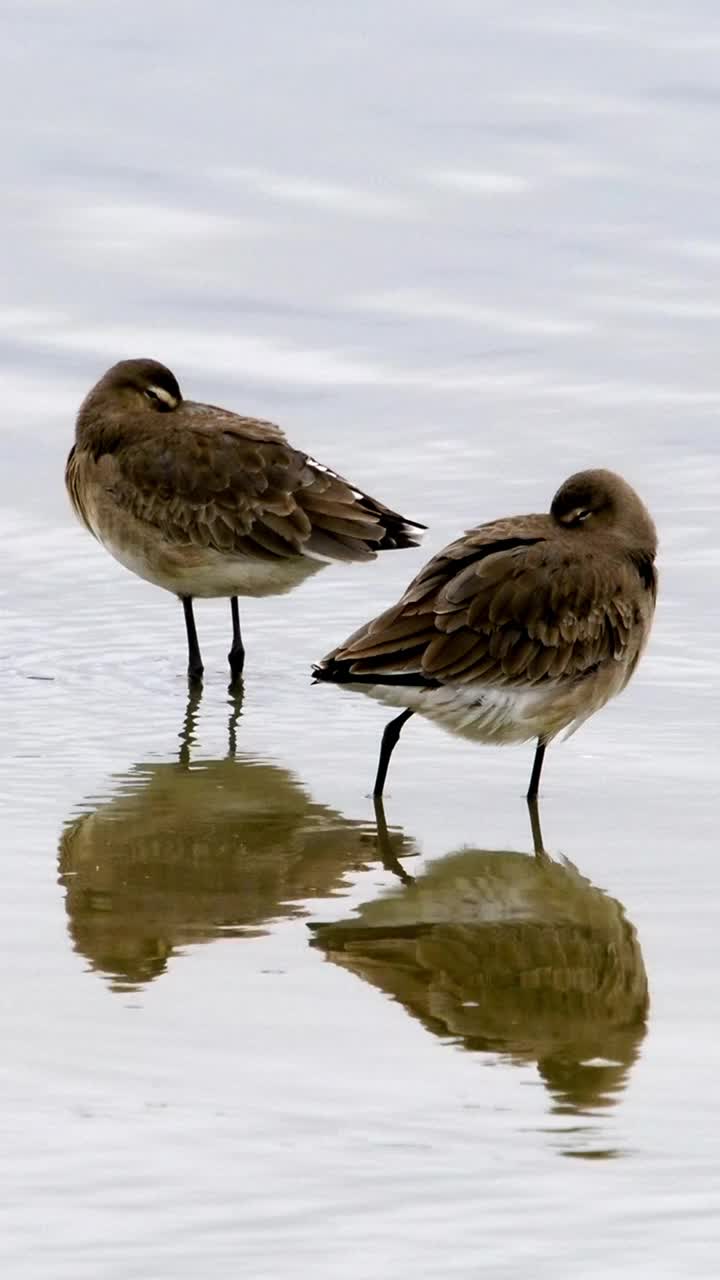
312;658;437;689
373;514;426;551
312;659;345;684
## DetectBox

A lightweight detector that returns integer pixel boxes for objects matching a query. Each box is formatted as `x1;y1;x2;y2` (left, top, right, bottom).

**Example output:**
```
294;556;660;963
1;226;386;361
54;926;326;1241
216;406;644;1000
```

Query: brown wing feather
82;403;423;562
318;518;654;689
65;445;95;534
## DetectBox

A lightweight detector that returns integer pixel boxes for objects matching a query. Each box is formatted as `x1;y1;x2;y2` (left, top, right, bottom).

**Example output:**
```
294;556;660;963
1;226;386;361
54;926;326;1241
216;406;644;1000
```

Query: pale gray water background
1;1;720;1275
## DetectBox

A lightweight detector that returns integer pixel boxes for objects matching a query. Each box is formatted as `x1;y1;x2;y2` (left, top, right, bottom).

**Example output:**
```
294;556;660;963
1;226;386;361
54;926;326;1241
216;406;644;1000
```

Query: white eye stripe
146;384;178;406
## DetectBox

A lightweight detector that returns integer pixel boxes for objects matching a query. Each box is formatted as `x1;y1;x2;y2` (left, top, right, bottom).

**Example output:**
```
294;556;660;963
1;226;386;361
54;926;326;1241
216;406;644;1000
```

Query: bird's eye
144;385;176;412
557;506;593;527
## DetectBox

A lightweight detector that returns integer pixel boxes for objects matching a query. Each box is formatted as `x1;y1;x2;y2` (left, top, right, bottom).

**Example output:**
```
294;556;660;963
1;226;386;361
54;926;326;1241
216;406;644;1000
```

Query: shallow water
2;1;720;1276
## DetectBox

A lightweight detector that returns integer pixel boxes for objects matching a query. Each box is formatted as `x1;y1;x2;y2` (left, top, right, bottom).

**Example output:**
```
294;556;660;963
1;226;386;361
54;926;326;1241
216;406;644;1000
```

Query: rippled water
2;2;720;1276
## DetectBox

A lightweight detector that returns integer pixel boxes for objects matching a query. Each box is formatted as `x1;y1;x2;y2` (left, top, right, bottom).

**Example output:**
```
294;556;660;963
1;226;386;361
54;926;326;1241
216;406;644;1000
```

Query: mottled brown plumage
314;469;658;797
66;358;424;681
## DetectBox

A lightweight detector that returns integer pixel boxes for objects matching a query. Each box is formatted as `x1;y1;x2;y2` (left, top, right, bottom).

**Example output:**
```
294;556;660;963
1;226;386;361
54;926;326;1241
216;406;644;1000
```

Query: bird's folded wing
97;414;421;562
322;520;646;686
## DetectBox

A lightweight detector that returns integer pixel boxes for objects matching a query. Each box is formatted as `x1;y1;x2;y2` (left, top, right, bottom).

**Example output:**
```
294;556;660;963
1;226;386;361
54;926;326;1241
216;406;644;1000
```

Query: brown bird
314;469;657;798
66;358;424;682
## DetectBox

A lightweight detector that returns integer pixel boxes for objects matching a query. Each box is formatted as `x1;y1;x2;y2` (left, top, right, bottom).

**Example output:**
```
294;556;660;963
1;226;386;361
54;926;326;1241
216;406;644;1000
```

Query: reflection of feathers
59;755;414;991
312;850;648;1110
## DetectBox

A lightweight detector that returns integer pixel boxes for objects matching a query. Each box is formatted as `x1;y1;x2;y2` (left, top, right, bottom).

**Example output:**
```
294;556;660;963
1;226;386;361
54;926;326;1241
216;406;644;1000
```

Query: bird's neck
75;393;141;457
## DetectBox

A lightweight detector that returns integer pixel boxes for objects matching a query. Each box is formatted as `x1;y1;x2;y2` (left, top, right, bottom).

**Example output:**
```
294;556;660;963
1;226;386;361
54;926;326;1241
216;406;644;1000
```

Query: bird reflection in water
312;803;649;1135
58;686;415;992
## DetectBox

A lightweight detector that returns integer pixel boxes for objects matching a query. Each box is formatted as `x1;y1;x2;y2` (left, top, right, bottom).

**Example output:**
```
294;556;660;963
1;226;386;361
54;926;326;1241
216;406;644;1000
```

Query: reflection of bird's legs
373;796;414;884
226;683;245;760
178;676;244;767
179;683;203;768
373;709;414;796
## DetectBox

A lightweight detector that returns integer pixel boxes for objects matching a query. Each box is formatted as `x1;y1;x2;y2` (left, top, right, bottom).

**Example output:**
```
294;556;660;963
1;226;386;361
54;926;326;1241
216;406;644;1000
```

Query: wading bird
314;469;657;798
66;358;424;683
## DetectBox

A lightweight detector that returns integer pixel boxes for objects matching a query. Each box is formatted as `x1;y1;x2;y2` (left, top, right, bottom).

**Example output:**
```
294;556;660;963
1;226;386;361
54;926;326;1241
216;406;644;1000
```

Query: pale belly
345;666;628;746
96;528;324;599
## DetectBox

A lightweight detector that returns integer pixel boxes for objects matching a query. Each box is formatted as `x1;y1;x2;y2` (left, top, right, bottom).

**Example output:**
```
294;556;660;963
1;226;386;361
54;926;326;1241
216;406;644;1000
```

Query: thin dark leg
373;708;414;797
228;597;245;682
527;795;549;861
526;736;547;801
181;596;204;684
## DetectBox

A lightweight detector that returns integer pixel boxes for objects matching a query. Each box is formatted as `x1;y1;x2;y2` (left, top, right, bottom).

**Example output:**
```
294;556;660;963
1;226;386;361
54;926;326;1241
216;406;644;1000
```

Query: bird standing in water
314;469;657;798
66;358;424;683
